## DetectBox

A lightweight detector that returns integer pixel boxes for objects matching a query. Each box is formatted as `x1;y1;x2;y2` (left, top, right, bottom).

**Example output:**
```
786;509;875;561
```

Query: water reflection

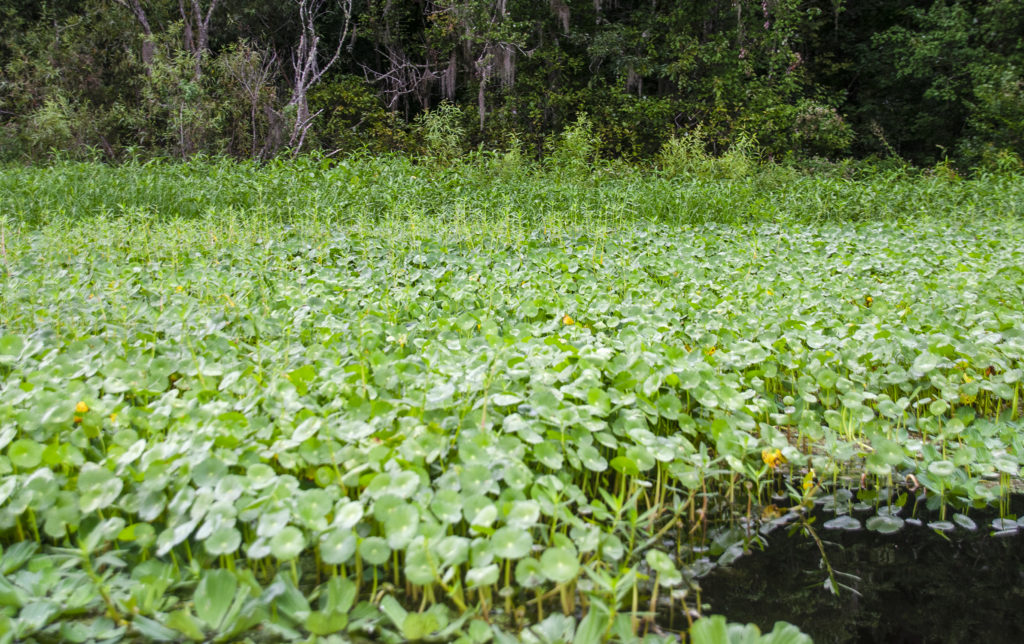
698;502;1024;643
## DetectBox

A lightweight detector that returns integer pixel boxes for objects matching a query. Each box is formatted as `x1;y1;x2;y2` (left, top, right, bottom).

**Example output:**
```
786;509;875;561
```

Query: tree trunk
113;0;155;69
179;0;220;78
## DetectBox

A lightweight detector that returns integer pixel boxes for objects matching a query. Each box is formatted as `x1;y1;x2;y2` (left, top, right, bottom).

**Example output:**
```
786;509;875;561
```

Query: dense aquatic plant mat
1;173;1023;640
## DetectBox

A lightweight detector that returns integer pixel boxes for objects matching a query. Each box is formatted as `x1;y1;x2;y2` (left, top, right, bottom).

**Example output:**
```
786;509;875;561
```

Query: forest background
1;0;1022;171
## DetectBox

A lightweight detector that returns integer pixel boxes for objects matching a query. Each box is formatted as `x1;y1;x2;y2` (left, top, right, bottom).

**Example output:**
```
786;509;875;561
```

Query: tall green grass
3;155;1023;230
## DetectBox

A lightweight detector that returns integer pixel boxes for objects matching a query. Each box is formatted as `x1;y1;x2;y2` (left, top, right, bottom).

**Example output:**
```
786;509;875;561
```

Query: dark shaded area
699;500;1024;643
1;1;1022;166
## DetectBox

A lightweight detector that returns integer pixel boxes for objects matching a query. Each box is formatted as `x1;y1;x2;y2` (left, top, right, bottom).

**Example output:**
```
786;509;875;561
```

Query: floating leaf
866;515;905;534
953;513;977;531
823;515;861;531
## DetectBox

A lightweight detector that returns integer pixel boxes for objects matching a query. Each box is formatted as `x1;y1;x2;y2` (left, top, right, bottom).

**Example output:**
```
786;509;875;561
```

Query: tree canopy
1;0;1021;167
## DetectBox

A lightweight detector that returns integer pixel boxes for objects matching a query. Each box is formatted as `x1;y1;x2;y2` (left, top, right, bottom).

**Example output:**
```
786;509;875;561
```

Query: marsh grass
3;153;1023;231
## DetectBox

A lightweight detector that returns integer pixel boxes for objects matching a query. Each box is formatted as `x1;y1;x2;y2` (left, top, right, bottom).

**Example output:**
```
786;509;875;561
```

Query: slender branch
283;0;354;152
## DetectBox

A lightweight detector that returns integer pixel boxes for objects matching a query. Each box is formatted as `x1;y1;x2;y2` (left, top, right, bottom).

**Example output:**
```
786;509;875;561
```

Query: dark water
698;501;1024;643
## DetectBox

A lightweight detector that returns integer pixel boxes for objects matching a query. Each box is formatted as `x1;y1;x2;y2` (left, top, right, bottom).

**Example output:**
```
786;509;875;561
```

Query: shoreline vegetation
3;152;1024;228
3;1;1024;171
1;158;1023;641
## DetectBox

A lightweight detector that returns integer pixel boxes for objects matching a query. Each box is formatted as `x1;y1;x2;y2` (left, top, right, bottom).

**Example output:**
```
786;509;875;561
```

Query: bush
309;74;409;155
413;101;467;161
548;113;599;175
657;126;758;179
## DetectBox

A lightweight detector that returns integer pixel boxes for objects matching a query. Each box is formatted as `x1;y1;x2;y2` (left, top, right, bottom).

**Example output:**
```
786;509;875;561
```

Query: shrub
657;126;758;179
548;113;599;175
414;101;467;161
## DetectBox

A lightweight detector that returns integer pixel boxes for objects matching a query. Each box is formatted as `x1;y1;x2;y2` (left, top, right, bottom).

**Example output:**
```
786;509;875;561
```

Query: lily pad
866;515;905;534
823;515;862;531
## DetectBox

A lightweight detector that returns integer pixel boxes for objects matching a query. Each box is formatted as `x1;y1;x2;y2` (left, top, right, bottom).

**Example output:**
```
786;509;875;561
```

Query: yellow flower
802;469;816;492
75;401;89;414
761;448;785;469
865;295;874;307
562;314;574;325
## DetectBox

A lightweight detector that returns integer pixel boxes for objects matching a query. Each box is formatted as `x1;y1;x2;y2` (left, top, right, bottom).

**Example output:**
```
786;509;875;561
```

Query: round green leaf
319;529;357;565
9;439;44;470
205;526;242;556
333;499;364;530
77;465;122;513
384;503;419;549
514;557;544;588
823;515;862;531
928;460;956;478
296;489;333;528
865;515;904;534
540;546;579;584
505;500;540;530
359;536;391;566
490;527;532;560
466;564;499;589
270;525;305;561
492;394;522;407
246;463;277;490
576;444;607;472
403;543;437;585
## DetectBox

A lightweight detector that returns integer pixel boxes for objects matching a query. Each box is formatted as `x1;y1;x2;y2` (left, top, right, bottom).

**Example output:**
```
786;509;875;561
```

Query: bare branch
179;0;221;77
360;46;439;110
282;0;355;153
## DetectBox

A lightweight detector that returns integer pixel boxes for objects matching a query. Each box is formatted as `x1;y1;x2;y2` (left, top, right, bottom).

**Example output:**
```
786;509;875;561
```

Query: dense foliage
1;159;1023;640
1;0;1023;168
